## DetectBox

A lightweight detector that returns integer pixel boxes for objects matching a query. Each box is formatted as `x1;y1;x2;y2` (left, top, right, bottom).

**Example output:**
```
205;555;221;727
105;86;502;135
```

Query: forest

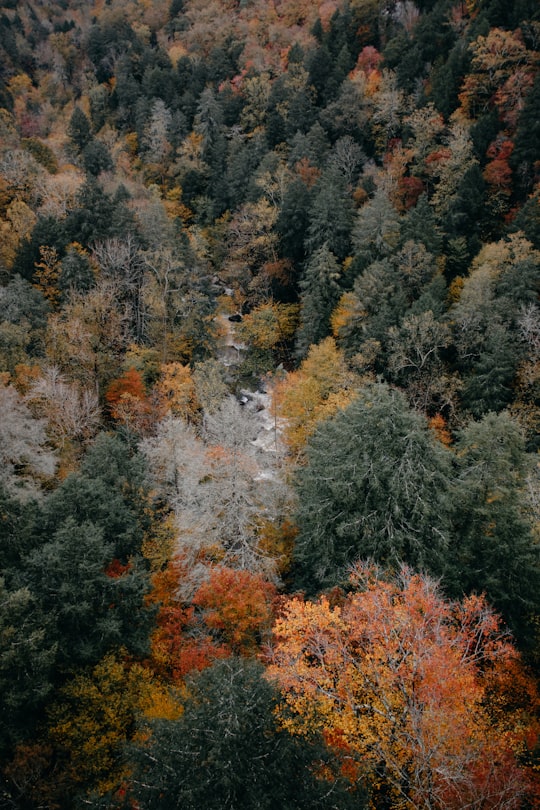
0;0;539;807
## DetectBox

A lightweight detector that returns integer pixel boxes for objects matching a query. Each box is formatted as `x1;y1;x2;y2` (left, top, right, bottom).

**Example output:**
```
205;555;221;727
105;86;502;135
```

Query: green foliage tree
13;434;156;671
24;517;151;670
305;168;355;263
276;176;314;267
0;485;56;758
130;657;362;810
12;215;68;283
295;243;342;358
512;188;540;249
293;382;454;592
59;244;95;295
0;577;56;756
0;274;48;366
511;71;540;197
351;187;401;273
334;257;407;368
67;178;136;247
82;139;113;176
67;107;92;152
450;234;540;416
448;411;540;646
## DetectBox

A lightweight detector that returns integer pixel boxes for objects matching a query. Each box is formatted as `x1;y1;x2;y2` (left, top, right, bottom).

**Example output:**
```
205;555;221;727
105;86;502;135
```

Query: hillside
0;0;540;807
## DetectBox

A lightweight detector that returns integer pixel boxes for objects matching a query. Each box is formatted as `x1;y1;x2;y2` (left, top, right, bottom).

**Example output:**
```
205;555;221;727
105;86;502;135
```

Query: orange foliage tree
268;563;540;810
105;367;153;434
458;28;535;126
147;560;278;681
192;566;277;656
483;137;514;217
153;361;200;422
146;558;227;683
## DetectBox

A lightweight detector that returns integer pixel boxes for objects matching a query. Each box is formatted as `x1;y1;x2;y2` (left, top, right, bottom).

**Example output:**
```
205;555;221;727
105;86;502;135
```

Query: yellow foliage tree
272;337;360;458
33;245;62;308
154;361;200;422
237;301;299;351
47;653;182;799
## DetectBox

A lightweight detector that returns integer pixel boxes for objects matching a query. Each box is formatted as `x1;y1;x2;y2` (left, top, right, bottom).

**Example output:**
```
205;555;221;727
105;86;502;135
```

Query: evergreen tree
82;139;113;176
400;195;443;256
351;187;401;273
460;318;521;416
0;487;54;752
306;44;333;106
449;412;540;647
12;216;69;282
19;435;156;670
67;179;136;246
0;577;55;755
59;245;95;295
67;107;92;152
511;189;540;249
305;168;355;262
130;657;362;810
293;383;454;592
336;258;408;365
24;517;150;670
43;433;149;560
511;71;540;197
295;243;342;358
276;177;314;267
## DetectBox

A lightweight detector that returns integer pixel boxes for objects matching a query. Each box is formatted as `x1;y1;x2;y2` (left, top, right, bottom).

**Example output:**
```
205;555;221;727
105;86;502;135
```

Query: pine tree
305;168;355;262
67;108;92;152
295;243;342;358
449;411;540;646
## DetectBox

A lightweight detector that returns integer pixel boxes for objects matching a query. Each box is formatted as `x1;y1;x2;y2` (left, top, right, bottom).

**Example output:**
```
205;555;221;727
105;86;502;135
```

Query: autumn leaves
269;564;540;809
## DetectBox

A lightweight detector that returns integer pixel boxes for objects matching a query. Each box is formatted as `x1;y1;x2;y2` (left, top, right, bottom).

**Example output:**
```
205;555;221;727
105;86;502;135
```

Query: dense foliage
0;0;539;806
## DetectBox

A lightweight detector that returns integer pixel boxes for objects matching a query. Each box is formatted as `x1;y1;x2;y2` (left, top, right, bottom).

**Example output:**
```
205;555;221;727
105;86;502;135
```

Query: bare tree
0;384;56;498
141;397;292;590
92;235;147;341
26;365;101;446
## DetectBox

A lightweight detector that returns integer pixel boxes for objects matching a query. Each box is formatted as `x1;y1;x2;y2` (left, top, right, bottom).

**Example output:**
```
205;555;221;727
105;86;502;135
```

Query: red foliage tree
192;566;277;655
146;559;227;683
105;368;152;434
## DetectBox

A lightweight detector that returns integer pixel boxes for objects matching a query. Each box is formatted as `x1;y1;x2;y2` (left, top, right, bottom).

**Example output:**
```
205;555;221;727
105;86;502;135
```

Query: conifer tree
293;382;454;592
130;657;361;810
295;243;342;358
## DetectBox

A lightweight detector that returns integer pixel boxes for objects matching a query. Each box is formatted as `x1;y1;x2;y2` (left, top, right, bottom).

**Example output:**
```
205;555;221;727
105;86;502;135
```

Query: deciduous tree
26;365;101;447
153;361;200;422
272;337;360;459
46;653;180;804
105;367;153;435
269;563;540;810
0;382;56;498
192;566;277;655
141;400;288;581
